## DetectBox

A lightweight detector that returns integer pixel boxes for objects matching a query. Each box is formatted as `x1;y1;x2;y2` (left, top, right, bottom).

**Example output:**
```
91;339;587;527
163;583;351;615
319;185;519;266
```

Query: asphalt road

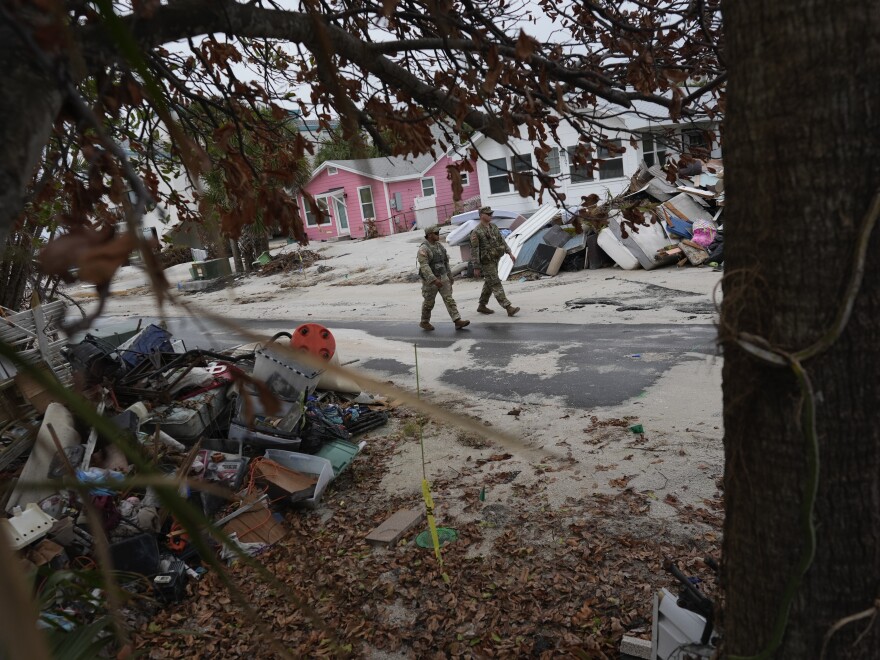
96;315;719;410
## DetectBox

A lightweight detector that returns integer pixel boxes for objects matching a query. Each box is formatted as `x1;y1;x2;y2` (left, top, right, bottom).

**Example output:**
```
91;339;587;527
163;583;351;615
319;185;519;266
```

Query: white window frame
487;157;510;195
421;177;435;197
566;146;593;183
641;134;667;168
357;185;375;220
327;166;338;175
682;128;709;155
547;147;561;176
597;139;625;180
459;171;469;187
512;153;533;175
303;196;329;228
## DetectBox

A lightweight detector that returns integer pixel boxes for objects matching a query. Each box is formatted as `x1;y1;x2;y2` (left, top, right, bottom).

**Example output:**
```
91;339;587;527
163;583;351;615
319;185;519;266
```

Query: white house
469;104;721;216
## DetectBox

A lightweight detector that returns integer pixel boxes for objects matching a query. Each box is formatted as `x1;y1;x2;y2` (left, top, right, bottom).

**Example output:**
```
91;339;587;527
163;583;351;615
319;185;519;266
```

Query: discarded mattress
446;214;526;246
445;219;479;246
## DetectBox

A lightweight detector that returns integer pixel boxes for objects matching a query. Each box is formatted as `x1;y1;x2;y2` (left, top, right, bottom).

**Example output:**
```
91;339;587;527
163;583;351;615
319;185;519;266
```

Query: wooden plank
366;508;426;547
679;241;709;266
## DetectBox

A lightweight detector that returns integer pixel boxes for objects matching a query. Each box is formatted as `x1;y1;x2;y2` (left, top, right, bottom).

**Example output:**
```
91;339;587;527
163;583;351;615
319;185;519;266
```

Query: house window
566;146;592;183
487;157;510;194
682;129;709;155
547;147;561;176
303;197;329;227
459;171;469;187
328;166;338;175
512;153;533;174
358;186;375;220
641;135;667;168
421;177;435;197
597;139;624;180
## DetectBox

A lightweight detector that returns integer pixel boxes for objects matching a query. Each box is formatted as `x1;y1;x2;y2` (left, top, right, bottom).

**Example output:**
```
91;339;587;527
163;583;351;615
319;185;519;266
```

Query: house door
331;196;350;236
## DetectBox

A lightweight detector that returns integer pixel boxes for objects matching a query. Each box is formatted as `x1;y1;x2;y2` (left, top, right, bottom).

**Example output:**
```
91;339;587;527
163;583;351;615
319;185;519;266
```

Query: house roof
322;152;438;181
310;122;470;182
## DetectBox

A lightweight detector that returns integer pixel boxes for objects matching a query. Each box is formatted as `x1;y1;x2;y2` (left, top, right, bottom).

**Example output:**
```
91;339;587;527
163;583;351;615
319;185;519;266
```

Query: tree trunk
0;221;38;311
229;238;244;274
0;24;62;248
721;1;880;657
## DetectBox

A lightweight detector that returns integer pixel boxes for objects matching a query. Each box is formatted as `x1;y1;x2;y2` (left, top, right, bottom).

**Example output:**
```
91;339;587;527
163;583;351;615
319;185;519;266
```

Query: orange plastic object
166;522;188;552
290;323;336;361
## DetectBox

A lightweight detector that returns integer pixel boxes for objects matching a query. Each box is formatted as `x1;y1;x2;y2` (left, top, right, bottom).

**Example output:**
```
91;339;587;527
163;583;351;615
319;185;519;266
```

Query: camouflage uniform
469;221;512;309
417;237;461;323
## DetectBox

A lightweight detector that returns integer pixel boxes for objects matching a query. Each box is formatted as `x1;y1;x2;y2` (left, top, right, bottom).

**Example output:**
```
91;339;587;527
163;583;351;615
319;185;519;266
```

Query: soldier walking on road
469;206;520;317
417;225;470;331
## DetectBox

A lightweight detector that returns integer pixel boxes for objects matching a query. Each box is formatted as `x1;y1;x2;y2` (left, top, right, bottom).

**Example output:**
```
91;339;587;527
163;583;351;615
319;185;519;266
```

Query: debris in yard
576;159;724;273
365;507;426;546
415;526;458;548
475;452;513;467
256;248;323;275
1;316;391;641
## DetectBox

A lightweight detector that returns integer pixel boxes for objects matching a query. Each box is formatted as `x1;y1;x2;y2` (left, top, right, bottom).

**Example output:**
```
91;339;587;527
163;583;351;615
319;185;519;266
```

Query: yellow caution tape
422;479;442;564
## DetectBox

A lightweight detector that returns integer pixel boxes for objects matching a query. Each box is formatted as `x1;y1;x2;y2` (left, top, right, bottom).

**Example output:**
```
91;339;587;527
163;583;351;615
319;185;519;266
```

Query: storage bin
315;439;365;476
144;386;232;444
263;449;334;506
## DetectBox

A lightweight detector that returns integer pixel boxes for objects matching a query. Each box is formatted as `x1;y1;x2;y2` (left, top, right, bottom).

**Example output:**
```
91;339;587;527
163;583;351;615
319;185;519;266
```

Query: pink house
299;150;481;241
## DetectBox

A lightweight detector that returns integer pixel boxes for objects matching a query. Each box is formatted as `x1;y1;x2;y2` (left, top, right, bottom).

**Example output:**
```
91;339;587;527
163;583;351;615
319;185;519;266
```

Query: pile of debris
256;248;323;276
601;159;724;270
0;315;389;636
444;158;724;280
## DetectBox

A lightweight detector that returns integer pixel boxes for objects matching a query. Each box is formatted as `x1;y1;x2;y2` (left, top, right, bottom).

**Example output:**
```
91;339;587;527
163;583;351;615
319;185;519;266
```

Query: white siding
472;108;721;215
473;116;636;214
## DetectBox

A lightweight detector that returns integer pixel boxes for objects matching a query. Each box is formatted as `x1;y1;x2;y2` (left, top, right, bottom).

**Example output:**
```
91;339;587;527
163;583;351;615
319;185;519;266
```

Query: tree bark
229;238;244;274
0;221;38;311
721;0;880;657
0;23;62;249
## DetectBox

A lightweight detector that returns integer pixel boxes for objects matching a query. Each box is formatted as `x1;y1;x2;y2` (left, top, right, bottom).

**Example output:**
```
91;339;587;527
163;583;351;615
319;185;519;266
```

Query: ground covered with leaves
132;415;722;658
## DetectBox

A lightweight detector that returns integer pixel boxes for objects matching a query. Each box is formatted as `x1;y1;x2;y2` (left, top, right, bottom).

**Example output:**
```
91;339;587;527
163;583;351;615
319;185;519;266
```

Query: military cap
424;224;440;236
479;206;494;216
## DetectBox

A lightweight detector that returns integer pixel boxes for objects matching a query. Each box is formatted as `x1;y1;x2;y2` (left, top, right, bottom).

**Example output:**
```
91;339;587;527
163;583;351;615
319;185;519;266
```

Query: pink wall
299;155;480;241
300;167;374;241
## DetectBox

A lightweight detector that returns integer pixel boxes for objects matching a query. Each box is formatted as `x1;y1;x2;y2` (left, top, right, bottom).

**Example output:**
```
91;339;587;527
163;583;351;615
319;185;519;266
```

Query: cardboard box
222;497;287;545
253;458;318;503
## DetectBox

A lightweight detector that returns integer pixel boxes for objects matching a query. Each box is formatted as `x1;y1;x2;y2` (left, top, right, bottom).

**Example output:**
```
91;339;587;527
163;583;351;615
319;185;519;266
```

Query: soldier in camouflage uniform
469;206;521;317
417;225;470;331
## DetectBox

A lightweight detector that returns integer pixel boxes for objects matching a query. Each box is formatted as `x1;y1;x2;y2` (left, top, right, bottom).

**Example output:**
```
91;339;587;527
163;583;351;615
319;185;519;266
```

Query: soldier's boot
454;319;470;330
419;320;435;331
505;305;520;317
477;304;494;314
